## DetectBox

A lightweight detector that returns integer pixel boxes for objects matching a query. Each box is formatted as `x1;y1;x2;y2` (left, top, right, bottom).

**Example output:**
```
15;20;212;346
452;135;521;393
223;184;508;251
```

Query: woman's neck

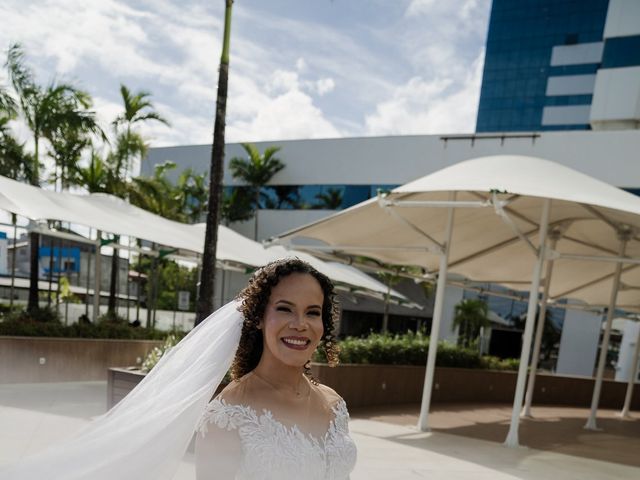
253;356;307;395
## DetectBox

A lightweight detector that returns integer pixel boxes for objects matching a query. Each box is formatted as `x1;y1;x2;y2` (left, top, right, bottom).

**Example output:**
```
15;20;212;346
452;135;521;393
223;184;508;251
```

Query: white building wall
542;105;592;126
146;130;640;192
546;75;596;96
556;309;602;377
591;67;640;130
550;42;603;66
590;0;640;130
615;319;640;382
603;0;640;38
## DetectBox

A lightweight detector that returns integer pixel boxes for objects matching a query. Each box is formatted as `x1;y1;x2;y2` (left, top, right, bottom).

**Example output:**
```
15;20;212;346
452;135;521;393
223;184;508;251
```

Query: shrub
313;331;519;371
0;315;182;340
141;334;179;372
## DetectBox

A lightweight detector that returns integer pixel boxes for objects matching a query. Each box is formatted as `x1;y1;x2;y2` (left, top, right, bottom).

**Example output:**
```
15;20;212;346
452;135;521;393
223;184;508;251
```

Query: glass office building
476;0;610;132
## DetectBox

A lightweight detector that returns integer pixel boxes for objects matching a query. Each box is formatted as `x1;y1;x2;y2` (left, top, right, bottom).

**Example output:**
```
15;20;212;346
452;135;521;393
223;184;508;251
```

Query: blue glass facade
601;35;640;68
476;0;609;132
227;184;399;211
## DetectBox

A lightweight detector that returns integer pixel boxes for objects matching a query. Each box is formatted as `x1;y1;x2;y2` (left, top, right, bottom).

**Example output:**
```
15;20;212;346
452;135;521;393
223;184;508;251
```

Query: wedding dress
195;371;357;479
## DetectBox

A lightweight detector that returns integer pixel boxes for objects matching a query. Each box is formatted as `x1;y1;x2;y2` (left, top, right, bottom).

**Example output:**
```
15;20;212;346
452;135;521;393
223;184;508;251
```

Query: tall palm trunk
196;0;233;325
27;137;40;313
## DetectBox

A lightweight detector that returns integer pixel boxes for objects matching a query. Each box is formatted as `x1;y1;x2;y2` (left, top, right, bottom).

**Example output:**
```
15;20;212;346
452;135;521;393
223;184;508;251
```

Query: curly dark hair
231;258;340;382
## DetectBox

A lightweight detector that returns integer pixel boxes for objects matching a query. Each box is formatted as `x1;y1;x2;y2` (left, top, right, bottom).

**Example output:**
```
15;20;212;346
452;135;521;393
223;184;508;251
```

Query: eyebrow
275;299;322;310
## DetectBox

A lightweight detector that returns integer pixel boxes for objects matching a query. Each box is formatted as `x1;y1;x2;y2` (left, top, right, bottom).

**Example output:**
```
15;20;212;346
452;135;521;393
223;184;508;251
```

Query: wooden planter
311;363;640;410
108;364;640;412
107;367;228;410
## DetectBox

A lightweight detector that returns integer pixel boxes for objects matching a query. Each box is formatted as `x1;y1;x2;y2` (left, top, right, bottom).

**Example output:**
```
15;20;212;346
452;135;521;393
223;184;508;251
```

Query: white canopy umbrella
272;155;640;446
0;175;410;314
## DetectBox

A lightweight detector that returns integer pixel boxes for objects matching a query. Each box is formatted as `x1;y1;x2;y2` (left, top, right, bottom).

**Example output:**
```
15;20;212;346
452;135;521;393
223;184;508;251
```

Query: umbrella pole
417;193;456;432
93;230;102;323
504;198;551;448
523;233;559;418
620;324;640;418
585;229;629;430
9;213;17;309
85;228;92;318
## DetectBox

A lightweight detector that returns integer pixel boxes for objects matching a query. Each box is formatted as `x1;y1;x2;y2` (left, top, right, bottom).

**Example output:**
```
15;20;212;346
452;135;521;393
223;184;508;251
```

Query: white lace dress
195;396;357;479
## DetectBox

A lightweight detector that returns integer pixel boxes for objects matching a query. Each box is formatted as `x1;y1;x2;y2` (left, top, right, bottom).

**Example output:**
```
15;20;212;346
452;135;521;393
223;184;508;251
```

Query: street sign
178;291;190;311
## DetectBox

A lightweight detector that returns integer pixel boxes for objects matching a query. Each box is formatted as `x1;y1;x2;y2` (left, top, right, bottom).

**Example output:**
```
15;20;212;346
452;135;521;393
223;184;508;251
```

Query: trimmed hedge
314;331;519;371
0;318;180;340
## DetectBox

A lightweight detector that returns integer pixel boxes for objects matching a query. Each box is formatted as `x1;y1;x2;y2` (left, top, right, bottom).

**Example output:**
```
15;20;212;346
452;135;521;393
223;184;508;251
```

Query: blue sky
0;0;490;147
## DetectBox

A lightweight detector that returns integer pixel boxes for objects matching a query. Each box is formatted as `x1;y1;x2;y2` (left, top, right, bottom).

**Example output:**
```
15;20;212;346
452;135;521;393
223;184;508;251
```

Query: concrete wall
0;337;161;383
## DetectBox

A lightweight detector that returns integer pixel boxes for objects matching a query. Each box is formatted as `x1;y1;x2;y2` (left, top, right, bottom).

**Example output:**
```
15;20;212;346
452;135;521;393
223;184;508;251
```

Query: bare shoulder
214;376;248;404
314;382;344;409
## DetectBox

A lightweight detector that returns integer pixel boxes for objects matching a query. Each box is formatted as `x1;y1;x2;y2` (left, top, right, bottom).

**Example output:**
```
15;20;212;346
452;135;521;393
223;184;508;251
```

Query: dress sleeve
195;398;245;480
196;397;251;435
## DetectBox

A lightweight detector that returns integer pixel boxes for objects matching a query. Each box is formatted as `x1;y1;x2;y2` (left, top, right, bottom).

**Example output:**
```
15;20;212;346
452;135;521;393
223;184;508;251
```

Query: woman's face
260;273;325;368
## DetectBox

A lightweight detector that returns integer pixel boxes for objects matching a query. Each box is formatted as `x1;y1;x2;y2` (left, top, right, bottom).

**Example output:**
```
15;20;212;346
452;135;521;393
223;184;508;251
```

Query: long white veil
1;301;244;480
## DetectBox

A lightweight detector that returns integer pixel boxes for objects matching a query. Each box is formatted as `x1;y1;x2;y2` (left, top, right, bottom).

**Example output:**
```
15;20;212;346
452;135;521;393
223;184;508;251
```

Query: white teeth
283;338;307;346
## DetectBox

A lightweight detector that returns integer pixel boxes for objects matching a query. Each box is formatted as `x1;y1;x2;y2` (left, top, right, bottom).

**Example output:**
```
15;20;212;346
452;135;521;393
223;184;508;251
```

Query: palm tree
74;149;112;194
112;84;169;180
453;298;491;349
0;117;34;182
176;168;209;223
221;187;254;224
5;43;100;313
314;188;343;209
105;86;168;317
229;143;284;239
196;0;234;326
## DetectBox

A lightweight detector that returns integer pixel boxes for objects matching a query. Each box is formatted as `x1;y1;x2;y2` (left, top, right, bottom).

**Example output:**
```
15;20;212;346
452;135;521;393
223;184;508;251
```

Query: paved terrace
0;381;638;479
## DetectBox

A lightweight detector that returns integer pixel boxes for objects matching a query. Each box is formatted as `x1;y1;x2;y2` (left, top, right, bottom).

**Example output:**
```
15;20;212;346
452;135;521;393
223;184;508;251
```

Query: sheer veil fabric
0;301;244;480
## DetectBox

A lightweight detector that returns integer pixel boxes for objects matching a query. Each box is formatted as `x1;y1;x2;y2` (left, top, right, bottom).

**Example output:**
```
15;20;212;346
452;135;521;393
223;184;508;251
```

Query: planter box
107;367;228;410
107;363;640;412
311;363;640;410
0;336;161;383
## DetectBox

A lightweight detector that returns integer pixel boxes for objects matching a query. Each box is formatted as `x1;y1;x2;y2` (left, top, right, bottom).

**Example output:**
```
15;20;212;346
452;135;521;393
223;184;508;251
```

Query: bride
195;258;357;479
0;258;356;480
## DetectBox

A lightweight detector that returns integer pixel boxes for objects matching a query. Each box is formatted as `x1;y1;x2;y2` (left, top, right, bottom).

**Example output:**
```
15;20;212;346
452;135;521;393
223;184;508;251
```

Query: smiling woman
195;258;357;479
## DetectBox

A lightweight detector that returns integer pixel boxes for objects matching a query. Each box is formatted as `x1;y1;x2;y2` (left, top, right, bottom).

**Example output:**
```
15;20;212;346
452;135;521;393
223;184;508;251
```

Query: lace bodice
195;396;357;479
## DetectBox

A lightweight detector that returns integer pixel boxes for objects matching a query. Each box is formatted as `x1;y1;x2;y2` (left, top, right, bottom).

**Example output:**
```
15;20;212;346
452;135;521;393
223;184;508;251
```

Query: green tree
175;168;209;223
74;149;113;194
0;117;34;182
5;43;100;313
453;298;491;349
221;187;254;224
314;188;343;209
196;0;234;326
128;162;184;220
229;143;284;239
105;85;168;316
111;84;168;181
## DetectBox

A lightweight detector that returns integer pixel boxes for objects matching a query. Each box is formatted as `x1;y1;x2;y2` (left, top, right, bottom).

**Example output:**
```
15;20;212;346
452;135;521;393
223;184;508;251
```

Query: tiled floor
1;382;638;479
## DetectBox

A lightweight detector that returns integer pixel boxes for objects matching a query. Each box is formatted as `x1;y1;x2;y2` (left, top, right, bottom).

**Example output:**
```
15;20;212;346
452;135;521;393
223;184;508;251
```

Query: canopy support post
620;324;640;418
523;231;560;418
504;198;551;448
93;230;102;323
417;192;456;432
9;213;17;309
585;228;630;430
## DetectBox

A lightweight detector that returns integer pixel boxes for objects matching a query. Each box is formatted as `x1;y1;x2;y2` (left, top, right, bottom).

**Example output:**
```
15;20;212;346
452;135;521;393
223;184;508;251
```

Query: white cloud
295;57;307;72
365;50;484;135
314;78;335;96
0;0;491;146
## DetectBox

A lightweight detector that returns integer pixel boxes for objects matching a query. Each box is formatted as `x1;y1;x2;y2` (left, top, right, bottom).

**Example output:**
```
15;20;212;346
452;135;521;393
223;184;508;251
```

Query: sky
0;0;491;149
